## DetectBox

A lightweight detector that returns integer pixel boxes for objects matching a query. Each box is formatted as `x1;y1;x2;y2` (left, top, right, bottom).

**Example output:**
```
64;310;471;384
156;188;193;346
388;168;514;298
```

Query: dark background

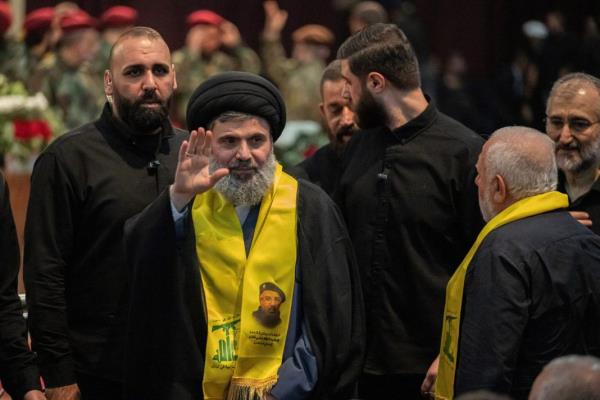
25;0;600;79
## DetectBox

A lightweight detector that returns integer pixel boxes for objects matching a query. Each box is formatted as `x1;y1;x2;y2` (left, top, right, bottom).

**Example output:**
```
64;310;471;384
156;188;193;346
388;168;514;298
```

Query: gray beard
209;152;276;206
557;137;600;174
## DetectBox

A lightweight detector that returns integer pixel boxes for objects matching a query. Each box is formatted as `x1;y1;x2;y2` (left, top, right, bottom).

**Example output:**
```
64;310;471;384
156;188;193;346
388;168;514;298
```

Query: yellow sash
192;164;298;400
435;191;568;400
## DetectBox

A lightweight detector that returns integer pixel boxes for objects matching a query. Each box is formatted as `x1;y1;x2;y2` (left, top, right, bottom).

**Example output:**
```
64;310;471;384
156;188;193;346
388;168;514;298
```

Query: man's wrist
169;185;193;212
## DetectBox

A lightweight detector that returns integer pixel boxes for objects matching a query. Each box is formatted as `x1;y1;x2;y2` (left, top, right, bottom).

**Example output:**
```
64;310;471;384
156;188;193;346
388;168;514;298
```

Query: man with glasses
545;72;600;234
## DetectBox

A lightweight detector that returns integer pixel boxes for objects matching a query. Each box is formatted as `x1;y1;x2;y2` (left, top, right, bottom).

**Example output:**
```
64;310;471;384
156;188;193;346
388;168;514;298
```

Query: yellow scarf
192;164;298;400
435;191;568;400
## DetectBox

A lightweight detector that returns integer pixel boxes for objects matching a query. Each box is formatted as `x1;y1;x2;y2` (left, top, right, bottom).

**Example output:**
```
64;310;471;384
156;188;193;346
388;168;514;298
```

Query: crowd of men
0;1;600;400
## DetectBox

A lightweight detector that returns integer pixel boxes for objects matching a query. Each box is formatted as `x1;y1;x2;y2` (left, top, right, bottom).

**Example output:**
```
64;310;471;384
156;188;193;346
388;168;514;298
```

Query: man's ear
104;70;113;96
492;174;508;203
366;71;386;94
172;64;178;90
318;102;325;119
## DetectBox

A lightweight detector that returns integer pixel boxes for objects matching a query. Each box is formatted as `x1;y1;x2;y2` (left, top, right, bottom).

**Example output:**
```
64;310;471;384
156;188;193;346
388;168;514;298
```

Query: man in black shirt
336;23;484;398
545;72;600;235
289;59;358;195
0;172;45;400
24;27;186;400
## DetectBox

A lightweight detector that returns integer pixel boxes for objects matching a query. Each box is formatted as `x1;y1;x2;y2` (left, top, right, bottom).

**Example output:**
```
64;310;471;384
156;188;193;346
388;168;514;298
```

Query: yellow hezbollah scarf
435;191;568;400
192;164;298;400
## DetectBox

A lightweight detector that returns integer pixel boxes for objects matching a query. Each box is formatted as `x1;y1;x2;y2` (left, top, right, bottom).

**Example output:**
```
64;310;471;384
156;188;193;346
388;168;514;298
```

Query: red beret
60;10;98;33
24;7;54;34
0;2;12;35
100;6;138;29
186;10;224;29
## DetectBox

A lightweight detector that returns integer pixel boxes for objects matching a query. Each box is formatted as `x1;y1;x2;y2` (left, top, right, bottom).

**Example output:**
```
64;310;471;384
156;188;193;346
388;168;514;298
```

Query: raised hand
170;128;229;211
220;20;242;49
262;0;288;41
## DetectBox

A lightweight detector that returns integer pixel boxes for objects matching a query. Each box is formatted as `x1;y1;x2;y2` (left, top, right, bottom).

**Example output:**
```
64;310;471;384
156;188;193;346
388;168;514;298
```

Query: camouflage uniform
35;57;104;130
172;46;261;127
92;38;112;77
261;38;325;122
0;38;27;83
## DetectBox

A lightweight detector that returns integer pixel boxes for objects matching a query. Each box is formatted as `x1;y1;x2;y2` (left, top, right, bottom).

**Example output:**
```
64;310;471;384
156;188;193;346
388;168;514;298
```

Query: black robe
123;180;365;400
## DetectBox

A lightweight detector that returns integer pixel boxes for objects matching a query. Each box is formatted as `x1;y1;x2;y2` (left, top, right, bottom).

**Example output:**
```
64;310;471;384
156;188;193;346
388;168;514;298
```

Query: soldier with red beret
93;5;139;74
172;9;261;127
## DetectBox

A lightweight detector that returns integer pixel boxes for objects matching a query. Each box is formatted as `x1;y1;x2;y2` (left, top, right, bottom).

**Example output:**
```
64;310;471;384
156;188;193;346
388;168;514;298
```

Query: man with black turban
124;71;365;400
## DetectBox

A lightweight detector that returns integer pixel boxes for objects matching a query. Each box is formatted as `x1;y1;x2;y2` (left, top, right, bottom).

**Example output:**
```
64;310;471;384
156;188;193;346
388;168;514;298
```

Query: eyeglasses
545;116;600;134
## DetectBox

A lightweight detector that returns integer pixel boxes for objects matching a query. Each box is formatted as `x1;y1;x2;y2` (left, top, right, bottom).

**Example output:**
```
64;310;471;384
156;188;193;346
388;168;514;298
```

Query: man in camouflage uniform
34;10;104;130
261;0;334;122
172;10;261;127
23;7;56;91
93;6;138;77
0;2;26;84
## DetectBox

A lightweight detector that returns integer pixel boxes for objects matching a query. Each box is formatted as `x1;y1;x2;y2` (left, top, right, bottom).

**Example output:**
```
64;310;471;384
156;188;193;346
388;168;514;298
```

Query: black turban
186;71;286;142
259;282;286;303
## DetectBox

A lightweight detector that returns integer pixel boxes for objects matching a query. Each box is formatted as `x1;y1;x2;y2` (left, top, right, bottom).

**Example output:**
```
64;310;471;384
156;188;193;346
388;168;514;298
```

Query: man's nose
236;141;251;160
341;106;355;126
558;124;573;145
142;70;157;92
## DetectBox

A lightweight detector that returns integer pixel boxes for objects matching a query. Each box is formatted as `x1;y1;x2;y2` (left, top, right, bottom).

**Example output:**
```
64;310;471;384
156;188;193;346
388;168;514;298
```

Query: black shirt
24;104;187;386
288;143;341;196
336;102;484;375
558;172;600;235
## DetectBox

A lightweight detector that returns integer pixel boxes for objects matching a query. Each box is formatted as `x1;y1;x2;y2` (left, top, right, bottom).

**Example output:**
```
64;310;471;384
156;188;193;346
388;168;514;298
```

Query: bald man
428;127;600;400
529;355;600;400
545;72;600;235
24;27;187;400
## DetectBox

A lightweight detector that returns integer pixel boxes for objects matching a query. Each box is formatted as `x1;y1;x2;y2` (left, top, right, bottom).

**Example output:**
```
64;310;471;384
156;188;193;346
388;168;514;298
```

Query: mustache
556;142;579;151
137;90;163;105
336;125;358;140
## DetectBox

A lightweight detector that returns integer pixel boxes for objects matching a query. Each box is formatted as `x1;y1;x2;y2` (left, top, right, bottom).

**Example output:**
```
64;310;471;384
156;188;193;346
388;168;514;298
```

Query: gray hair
530;355;600;400
547;72;600;111
484;126;557;201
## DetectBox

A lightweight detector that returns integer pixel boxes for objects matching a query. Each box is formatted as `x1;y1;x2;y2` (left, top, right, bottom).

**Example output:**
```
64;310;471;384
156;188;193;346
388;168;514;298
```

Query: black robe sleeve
0;172;42;398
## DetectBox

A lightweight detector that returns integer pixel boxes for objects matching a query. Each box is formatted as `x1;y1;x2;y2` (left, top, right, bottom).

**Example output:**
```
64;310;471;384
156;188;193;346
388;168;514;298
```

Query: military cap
186;71;287;142
60;10;98;33
259;282;286;303
0;2;12;35
24;7;54;34
292;24;334;46
100;6;138;29
186;10;224;29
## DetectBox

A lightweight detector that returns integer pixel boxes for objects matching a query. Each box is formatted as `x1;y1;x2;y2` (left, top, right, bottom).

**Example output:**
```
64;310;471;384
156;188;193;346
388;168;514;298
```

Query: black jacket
24;104;187;386
0;172;42;398
336;103;484;375
456;211;600;399
124;180;365;399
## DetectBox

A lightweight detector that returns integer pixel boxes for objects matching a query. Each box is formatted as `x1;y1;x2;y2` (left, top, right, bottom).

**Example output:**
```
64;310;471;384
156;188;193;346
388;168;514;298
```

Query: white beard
209;152;276;206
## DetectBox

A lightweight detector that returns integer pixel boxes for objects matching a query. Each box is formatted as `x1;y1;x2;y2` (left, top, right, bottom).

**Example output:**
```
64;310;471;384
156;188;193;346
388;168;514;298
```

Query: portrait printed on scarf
252;282;286;328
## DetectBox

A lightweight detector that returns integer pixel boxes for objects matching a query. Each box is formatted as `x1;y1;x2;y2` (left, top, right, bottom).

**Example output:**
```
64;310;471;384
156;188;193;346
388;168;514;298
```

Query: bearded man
545;72;600;235
24;27;186;400
124;72;364;400
335;23;484;398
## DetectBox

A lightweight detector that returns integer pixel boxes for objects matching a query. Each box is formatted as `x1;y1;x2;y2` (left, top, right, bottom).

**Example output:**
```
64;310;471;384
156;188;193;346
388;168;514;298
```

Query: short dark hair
320;59;344;95
337;23;420;90
108;26;165;68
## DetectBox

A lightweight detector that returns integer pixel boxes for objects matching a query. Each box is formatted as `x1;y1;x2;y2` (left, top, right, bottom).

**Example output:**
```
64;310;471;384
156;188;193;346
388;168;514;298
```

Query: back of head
108;26;166;69
484;126;557;201
529;355;600;400
337;23;420;90
350;1;389;30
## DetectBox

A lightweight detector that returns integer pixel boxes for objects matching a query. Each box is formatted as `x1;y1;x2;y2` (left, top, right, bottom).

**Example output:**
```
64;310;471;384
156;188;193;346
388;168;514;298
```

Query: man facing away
24;27;185;400
545;72;600;235
124;71;364;400
335;23;484;398
429;127;600;399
